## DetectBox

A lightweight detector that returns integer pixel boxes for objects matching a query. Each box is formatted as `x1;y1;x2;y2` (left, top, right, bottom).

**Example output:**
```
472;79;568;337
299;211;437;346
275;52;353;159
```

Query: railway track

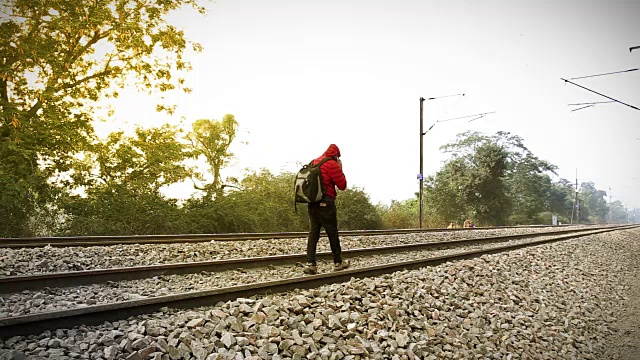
0;225;610;293
0;224;578;248
1;224;634;338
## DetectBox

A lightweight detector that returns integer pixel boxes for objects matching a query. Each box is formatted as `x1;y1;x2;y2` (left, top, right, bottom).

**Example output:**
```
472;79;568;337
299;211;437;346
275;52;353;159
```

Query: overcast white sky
95;0;640;208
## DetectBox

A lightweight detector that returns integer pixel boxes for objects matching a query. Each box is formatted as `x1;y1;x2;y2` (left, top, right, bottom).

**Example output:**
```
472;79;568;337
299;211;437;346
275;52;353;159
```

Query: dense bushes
2;128;629;237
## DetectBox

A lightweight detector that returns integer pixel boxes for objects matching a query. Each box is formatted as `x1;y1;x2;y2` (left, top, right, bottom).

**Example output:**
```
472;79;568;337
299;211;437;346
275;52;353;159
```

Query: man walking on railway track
303;144;349;275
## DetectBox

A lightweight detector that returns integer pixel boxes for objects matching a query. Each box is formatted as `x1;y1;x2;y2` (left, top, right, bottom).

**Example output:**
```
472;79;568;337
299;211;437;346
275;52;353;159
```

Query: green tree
579;182;608;223
426;131;571;226
335;188;383;230
467;142;511;225
507;154;558;224
547;178;575;224
0;167;44;236
609;200;628;224
234;169;308;232
628;208;639;224
0;0;205;236
60;185;182;235
60;125;192;235
181;169;383;233
426;132;512;226
424;158;471;225
377;198;420;229
188;115;239;198
70;125;192;190
182;170;309;233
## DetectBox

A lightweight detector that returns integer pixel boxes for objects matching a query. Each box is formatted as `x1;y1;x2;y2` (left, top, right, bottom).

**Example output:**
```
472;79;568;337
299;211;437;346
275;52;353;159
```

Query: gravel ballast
0;227;592;277
1;226;638;359
0;234;573;317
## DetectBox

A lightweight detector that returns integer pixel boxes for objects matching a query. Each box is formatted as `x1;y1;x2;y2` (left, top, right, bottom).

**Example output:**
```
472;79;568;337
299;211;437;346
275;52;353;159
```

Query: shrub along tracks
0;224;635;338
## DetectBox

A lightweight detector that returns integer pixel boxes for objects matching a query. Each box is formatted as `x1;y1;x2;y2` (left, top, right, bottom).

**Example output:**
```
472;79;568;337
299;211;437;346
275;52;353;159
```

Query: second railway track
0;225;609;293
0;224;578;248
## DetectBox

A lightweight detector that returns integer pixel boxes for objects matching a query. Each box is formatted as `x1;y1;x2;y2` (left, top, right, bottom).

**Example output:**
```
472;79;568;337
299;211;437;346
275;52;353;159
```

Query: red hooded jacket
312;144;347;200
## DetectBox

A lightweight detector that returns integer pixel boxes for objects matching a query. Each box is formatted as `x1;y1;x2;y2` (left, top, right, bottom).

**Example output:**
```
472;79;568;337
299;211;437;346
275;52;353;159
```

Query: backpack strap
316;157;334;166
315;157;334;198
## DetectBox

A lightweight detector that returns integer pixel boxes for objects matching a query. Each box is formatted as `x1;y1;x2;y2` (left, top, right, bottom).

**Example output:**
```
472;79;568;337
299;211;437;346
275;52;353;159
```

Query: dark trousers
307;200;342;265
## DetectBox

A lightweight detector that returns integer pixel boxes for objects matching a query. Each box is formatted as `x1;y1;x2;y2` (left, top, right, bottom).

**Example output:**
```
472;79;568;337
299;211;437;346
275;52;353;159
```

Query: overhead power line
568;100;615;112
568;68;638;80
436;112;496;123
570;105;594;112
426;93;465;100
421;93;467;136
561;78;640;111
568;101;615;106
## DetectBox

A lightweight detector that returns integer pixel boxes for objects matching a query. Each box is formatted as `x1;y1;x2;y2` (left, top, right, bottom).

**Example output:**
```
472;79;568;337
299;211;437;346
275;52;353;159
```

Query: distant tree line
1;118;632;237
418;131;629;227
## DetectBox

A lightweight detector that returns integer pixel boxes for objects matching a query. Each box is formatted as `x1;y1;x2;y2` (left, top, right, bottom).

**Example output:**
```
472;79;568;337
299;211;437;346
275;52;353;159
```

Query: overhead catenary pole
571;169;578;224
419;97;425;228
418;93;492;228
418;93;463;228
570;188;575;225
609;187;612;224
575;170;580;224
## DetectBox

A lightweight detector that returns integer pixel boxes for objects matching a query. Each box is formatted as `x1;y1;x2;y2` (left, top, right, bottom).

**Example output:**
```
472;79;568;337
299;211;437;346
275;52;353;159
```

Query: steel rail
0;224;579;248
0;226;610;293
1;225;635;338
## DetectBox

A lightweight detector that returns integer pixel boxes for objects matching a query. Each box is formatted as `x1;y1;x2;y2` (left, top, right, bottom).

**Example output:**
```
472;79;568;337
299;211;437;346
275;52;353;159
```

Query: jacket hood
322;144;341;158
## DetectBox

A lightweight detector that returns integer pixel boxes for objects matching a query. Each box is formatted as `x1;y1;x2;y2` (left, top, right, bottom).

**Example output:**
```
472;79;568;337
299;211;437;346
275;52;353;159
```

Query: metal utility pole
417;93;486;228
575;171;580;224
419;97;425;228
418;93;463;228
571;169;579;224
609;187;612;224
